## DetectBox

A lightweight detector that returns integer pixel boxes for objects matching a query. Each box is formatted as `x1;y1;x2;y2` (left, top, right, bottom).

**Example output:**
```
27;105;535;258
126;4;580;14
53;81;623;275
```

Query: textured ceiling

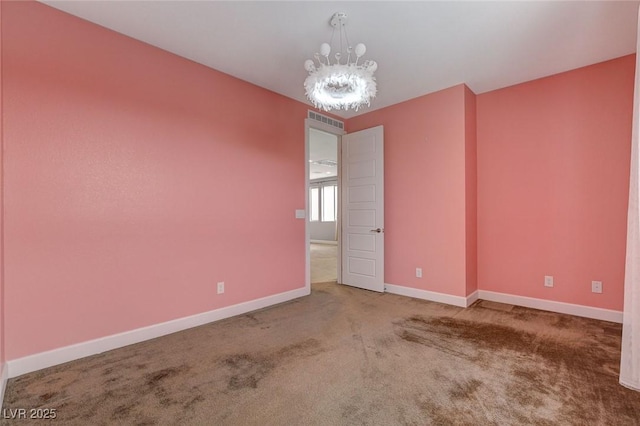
42;1;639;118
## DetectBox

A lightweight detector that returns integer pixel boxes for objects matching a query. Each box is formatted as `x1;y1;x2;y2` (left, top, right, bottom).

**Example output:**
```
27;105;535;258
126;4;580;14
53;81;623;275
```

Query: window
309;181;338;222
322;185;337;222
310;187;320;222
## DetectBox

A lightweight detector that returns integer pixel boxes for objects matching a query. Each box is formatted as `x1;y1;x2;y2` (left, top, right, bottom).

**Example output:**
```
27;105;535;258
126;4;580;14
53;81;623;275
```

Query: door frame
305;118;345;294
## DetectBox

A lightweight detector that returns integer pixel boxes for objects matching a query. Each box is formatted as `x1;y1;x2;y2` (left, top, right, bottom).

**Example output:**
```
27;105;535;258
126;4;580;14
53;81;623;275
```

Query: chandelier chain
344;28;351;65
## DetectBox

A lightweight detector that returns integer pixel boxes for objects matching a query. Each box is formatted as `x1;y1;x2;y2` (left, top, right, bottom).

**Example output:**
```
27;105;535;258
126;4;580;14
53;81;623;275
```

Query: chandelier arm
329;26;336;65
344;28;351;66
339;24;344;65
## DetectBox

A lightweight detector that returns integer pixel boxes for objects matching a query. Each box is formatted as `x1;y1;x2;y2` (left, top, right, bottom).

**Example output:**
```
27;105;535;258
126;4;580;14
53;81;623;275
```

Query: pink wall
477;55;635;311
1;1;634;364
3;2;308;359
348;84;476;298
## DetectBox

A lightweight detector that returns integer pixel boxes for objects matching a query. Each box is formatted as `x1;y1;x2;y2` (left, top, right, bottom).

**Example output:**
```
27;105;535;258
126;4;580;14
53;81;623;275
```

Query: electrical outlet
544;276;554;287
592;281;603;294
416;268;422;278
217;281;225;294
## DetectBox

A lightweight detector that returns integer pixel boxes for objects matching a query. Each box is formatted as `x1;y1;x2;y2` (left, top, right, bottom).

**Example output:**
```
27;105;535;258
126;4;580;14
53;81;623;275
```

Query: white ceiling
42;1;639;119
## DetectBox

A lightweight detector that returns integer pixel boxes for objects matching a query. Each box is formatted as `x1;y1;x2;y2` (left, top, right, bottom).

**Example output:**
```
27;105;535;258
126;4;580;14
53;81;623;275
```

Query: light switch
295;209;306;219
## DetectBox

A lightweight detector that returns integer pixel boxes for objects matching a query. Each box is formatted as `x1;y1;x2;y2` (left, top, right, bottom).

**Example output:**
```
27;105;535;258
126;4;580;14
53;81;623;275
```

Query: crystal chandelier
304;12;377;112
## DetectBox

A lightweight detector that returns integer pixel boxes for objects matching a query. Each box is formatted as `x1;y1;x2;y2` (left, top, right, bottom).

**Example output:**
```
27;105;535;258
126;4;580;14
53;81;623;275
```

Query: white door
340;126;384;292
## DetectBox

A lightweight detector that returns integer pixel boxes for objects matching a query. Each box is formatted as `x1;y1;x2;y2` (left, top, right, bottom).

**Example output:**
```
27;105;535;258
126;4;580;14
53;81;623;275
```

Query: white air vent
308;111;344;130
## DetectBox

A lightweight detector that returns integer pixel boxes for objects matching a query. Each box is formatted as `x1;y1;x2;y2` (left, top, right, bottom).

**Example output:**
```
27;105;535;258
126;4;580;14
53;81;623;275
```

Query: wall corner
464;85;478;296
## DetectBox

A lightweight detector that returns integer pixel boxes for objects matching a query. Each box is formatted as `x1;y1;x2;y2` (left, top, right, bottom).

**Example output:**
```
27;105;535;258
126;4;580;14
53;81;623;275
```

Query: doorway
305;116;384;294
308;127;340;284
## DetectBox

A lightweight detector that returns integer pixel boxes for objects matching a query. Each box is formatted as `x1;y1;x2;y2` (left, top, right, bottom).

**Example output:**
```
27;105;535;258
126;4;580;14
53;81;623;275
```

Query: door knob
370;228;382;233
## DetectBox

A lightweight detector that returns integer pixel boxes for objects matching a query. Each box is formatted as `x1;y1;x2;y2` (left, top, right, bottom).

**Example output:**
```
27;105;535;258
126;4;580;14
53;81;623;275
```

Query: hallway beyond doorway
310;243;337;283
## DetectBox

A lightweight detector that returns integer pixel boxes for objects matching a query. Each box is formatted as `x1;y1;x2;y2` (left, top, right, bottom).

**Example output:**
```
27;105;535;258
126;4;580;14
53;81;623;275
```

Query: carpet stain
144;366;188;387
416;397;461;425
183;393;205;409
276;338;323;358
38;392;55;402
222;338;324;391
604;325;622;336
397;314;640;425
223;354;274;390
111;401;137;420
476;300;514;312
23;370;81;395
245;313;260;324
2;283;639;425
340;395;373;423
103;376;119;386
551;315;574;329
449;379;482;400
396;327;475;360
513;367;543;384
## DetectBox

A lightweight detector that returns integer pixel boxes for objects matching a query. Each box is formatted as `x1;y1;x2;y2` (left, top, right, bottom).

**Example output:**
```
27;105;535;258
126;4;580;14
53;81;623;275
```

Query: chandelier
304;12;377;112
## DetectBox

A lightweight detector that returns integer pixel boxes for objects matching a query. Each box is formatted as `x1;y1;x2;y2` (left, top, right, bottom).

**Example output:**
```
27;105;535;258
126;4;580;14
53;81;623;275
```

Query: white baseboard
8;287;309;378
384;283;475;308
383;284;622;323
466;290;479;307
310;239;338;245
620;378;640;391
0;362;7;409
6;285;622;379
477;290;623;323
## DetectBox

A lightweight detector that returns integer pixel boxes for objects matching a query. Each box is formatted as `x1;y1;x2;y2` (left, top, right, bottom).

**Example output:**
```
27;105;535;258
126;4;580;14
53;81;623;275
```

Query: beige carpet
310;243;337;283
2;283;639;425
